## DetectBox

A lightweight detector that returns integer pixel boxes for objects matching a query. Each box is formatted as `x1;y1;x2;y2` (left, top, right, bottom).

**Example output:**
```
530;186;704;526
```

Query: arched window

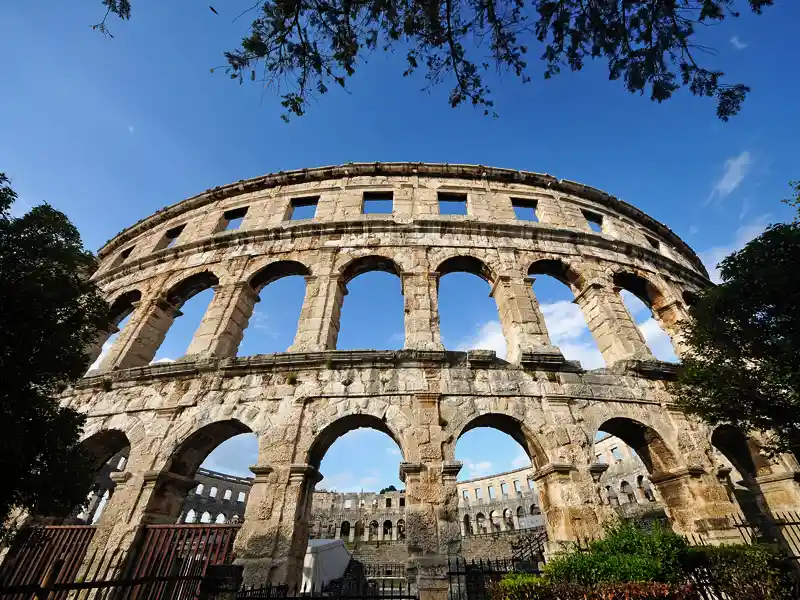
200;511;212;523
620;480;637;504
463;514;472;536
503;508;515;530
606;485;620;506
209;487;218;498
437;256;507;358
614;272;678;362
397;519;406;540
185;509;197;523
215;513;227;524
336;256;404;350
383;520;393;537
223;489;232;500
489;510;501;532
239;261;310;355
529;260;603;369
476;513;487;534
87;290;142;372
340;521;351;538
369;520;379;539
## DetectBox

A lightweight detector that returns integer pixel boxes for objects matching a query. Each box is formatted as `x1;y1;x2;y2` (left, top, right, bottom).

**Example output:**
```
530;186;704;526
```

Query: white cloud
540;301;589;339
637;318;678;362
386;447;401;456
462;458;493;479
699;216;770;283
86;340;113;373
709;151;752;202
150;357;175;365
456;321;507;358
511;450;530;470
248;311;278;336
730;36;748;50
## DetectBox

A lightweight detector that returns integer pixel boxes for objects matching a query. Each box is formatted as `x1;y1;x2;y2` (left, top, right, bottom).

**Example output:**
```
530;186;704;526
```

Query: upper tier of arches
94;165;707;281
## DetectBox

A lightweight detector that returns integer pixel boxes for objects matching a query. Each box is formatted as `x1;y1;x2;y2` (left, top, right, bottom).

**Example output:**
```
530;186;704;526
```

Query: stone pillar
186;283;259;358
573;281;654;365
392;524;398;541
289;275;344;352
349;527;355;543
512;511;520;530
234;464;321;588
650;467;742;542
85;325;118;371
654;300;691;357
99;298;181;370
491;275;559;364
754;470;800;514
335;524;341;539
403;273;444;351
533;463;610;548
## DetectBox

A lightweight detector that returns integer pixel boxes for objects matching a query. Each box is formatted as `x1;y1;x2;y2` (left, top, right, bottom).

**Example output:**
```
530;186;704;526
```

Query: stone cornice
94;216;708;289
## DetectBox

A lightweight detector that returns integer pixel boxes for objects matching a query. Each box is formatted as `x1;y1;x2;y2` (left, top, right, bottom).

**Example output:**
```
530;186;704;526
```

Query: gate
0;524;240;599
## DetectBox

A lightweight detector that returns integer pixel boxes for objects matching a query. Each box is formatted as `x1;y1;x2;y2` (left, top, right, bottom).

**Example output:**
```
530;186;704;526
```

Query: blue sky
3;2;798;493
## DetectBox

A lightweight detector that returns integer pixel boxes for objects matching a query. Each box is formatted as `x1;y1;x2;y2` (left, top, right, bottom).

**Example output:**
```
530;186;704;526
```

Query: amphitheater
51;162;800;592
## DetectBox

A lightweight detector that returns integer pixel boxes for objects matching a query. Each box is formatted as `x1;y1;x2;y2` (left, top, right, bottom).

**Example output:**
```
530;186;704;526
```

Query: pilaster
186;283;259;358
403;272;444;351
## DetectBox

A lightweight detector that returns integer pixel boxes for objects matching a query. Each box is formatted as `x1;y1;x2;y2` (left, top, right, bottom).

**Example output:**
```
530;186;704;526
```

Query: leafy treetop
95;0;773;121
672;182;800;456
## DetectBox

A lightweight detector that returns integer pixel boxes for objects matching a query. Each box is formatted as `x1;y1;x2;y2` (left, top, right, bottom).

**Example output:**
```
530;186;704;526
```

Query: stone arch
611;271;668;310
185;509;197;523
710;425;773;481
339;255;404;284
108;289;142;327
516;506;524;519
453;412;548;469
435;255;495;283
463;514;472;535
145;418;253;523
528;258;585;292
503;508;515;530
201;511;212;523
620;480;636;504
682;290;700;308
304;412;408;469
340;521;351;538
80;429;131;471
248;260;311;293
396;518;405;540
475;512;487;534
165;270;221;308
215;513;227;524
489;510;501;532
354;520;365;539
382;519;393;537
369;520;379;538
595;417;679;474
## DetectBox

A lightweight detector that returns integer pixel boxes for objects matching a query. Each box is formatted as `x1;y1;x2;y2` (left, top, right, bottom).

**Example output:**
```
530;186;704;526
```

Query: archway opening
87;290;142;372
437;257;507;359
528;261;604;369
594;419;676;522
307;414;405;543
613;273;678;363
153;271;220;364
337;257;404;350
455;413;545;534
239;261;309;355
145;419;256;524
70;429;131;525
710;425;773;521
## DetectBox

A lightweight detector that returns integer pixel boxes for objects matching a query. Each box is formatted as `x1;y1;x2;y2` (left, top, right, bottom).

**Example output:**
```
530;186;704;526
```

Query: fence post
199;564;244;600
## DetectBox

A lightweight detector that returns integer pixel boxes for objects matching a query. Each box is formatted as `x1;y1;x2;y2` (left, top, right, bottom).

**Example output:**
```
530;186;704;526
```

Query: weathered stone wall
61;163;800;591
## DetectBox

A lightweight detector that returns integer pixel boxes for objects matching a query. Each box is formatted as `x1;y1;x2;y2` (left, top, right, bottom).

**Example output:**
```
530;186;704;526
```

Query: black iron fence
447;557;528;600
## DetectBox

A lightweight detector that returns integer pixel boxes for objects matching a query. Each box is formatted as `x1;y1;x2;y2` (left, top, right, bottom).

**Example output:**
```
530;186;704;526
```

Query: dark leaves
98;0;769;120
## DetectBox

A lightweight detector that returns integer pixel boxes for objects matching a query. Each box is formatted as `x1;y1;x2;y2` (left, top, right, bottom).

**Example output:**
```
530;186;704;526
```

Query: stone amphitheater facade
63;163;800;592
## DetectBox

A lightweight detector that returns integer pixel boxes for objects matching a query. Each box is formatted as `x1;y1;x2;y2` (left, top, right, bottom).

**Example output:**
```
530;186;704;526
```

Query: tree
0;173;110;541
95;0;773;121
672;183;800;456
379;485;398;494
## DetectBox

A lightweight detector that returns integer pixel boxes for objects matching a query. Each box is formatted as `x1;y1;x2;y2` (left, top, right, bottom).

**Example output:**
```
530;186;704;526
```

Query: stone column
491;275;559;364
99;298;182;370
754;470;800;514
85;325;118;371
533;463;610;548
573;281;654;365
650;467;742;542
234;463;321;588
392;524;398;541
349;527;355;542
289;275;345;352
403;273;444;351
654;300;691;357
186;283;259;358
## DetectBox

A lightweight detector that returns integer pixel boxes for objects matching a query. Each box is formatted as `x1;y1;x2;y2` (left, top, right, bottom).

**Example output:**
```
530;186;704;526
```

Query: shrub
490;580;696;600
543;520;690;585
684;544;796;600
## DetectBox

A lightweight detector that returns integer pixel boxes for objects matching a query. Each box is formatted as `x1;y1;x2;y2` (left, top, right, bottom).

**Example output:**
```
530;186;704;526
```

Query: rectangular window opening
163;224;186;249
475;488;482;499
438;192;468;215
596;453;607;464
222;207;248;231
488;486;496;499
400;497;405;507
511;198;539;222
611;446;623;462
582;209;603;233
500;483;509;497
362;191;393;214
289;196;319;220
645;236;660;250
386;498;392;508
513;480;522;494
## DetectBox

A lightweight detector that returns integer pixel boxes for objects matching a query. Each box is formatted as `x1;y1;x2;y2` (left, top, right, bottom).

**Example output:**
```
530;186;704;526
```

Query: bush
684;544;796;600
543;521;690;585
490;580;696;600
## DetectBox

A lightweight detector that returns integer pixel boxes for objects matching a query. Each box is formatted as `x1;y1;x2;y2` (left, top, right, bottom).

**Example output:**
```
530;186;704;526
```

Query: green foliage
379;485;398;494
0;173;110;542
491;579;695;600
684;544;795;600
672;186;800;456
543;521;690;585
96;1;773;121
